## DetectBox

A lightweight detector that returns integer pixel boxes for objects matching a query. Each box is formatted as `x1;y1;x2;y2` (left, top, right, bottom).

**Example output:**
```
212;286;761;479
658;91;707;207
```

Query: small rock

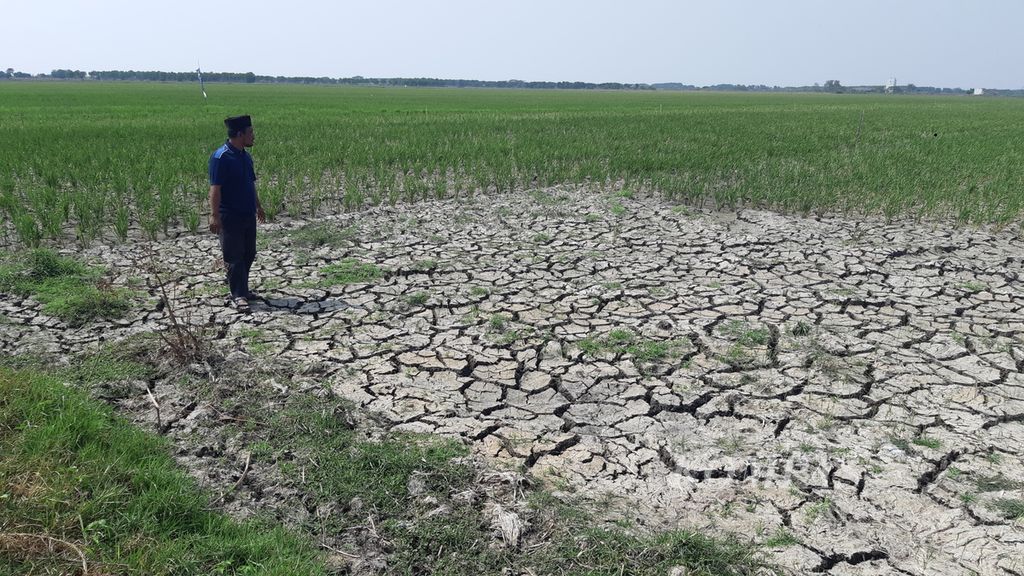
407;474;428;497
541;340;563;361
424;504;450;519
489;504;524;548
451;489;478;505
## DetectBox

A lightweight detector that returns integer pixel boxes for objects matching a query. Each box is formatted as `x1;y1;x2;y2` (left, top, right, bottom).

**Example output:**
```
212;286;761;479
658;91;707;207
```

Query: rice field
1;81;1023;246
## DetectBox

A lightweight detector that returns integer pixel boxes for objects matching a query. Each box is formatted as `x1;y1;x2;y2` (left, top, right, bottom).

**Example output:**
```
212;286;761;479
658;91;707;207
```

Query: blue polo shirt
209;141;257;217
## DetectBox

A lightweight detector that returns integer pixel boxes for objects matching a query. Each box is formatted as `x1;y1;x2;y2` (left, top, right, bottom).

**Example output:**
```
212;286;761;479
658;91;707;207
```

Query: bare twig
320;541;359;559
145;385;162;430
0;532;89;574
365;513;393;546
210;406;266;427
213;452;251;505
145;248;209;363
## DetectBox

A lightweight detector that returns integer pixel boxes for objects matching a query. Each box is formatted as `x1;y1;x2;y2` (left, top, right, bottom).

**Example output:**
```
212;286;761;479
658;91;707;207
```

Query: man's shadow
251;296;354;314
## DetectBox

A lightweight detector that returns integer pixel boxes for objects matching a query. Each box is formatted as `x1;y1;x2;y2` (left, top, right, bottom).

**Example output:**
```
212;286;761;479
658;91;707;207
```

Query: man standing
209;115;266;311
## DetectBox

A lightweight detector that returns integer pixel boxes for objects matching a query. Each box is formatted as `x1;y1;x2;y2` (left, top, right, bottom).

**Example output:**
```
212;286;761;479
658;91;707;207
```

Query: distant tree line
655;80;1024;97
16;69;653;90
652;80;984;96
1;68;33;79
2;68;1021;96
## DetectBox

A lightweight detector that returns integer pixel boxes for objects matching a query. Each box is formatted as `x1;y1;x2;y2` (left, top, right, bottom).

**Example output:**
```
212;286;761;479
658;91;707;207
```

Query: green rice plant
344;169;366;209
285;173;304;218
3;83;1024;249
319;259;384;286
12;209;42;248
113;204;130;242
156;182;176;233
262;179;286;222
185;204;200;233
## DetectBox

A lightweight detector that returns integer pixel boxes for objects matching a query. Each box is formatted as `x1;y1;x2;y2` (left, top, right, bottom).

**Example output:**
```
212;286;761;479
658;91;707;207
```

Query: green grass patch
519;493;772;576
720;320;770;346
889;436;913;453
489;313;509;332
912;436;941;450
578;329;689;364
790;320;812;337
0;365;326;575
62;346;151;386
761;528;800;548
411;259;439;272
494;327;539;346
957;281;987;293
289;222;359;248
0;249;132;326
803;498;834;524
319;259;385;285
238;327;272;355
404;291;430;307
270;396;470;516
974;474;1023;493
989;498;1024;521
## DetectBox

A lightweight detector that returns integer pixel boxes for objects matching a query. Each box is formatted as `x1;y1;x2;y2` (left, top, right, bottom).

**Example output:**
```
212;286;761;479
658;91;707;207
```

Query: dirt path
4;189;1023;575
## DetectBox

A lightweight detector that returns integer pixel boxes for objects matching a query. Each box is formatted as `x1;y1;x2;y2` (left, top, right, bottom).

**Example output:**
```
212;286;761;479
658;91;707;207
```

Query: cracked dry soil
3;189;1023;575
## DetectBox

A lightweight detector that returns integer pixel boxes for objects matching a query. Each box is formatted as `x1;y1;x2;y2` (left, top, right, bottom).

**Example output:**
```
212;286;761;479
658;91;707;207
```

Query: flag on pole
197;64;207;99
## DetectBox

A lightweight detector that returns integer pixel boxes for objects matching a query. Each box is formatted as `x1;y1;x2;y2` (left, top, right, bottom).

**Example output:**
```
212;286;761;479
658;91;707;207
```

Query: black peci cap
224;115;252;131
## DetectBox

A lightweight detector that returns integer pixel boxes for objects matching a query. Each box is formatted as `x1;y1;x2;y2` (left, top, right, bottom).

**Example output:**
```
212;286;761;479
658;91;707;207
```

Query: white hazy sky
3;0;1021;88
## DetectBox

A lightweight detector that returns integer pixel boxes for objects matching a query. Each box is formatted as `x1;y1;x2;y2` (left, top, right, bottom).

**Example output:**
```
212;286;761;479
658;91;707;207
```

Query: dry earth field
2;189;1022;575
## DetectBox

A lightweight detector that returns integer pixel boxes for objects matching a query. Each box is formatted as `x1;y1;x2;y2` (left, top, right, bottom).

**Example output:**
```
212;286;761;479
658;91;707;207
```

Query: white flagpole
197;59;207;99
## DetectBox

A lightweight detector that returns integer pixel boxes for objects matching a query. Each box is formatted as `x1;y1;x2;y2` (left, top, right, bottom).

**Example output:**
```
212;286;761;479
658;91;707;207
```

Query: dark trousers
219;212;257;298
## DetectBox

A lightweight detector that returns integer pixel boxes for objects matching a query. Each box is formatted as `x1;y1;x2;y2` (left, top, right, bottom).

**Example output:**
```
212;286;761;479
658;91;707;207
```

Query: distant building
973;88;984;96
885;78;896;94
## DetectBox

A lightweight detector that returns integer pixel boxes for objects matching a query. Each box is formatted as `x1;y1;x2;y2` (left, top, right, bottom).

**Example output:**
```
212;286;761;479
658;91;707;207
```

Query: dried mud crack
3;188;1023;575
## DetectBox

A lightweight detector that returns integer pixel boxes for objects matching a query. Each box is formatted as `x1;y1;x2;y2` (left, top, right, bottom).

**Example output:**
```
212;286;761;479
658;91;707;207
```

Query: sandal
232;296;250;312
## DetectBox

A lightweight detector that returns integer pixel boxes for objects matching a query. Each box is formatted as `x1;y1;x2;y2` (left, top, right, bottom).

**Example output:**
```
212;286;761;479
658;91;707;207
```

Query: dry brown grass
0;531;92;574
